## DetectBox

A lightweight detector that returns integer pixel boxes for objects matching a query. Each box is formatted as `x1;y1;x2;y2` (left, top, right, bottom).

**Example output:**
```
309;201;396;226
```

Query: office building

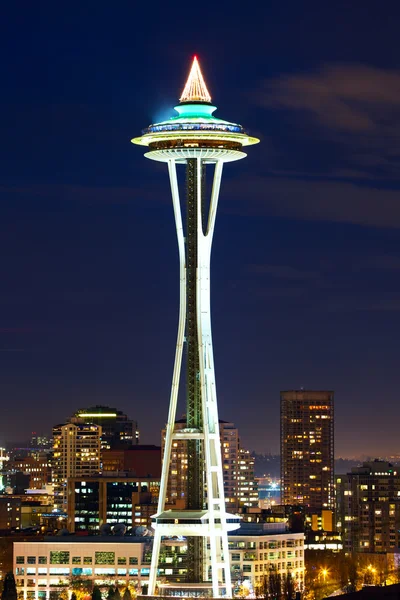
70;405;139;449
13;536;152;598
280;390;334;517
52;423;101;511
67;475;160;531
337;460;400;553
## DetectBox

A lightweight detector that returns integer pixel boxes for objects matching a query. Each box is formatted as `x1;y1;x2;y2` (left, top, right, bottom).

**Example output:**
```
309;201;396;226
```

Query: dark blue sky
1;2;400;456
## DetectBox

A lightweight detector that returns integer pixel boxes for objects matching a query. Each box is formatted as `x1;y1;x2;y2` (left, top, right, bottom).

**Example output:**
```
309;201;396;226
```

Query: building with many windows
280;390;334;518
52;423;101;511
163;418;258;512
155;522;304;593
13;537;152;599
337;460;400;553
228;523;304;593
13;525;304;597
67;475;160;531
9;455;52;490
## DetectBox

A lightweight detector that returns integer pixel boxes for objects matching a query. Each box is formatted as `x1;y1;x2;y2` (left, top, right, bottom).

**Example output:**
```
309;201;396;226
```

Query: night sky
1;2;400;457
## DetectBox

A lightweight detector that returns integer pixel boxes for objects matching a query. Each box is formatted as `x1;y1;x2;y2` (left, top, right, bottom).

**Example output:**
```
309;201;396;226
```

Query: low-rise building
0;496;21;530
228;522;304;592
13;536;152;599
67;475;160;532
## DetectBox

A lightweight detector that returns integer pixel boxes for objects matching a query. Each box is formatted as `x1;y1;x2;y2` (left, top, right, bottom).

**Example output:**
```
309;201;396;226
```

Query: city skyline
1;3;400;458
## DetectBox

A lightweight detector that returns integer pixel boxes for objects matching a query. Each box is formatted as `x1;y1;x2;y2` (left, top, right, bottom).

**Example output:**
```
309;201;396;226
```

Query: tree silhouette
107;587;115;600
1;573;17;600
268;570;282;600
113;589;121;600
283;572;295;599
92;587;102;600
122;589;132;600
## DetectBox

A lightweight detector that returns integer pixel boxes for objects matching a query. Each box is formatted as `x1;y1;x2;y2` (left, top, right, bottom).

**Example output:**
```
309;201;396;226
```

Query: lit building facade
52;423;101;511
0;496;21;529
70;405;139;449
13;537;152;599
280;390;334;517
228;524;304;593
67;475;160;531
163;419;258;512
337;460;400;553
9;456;52;490
132;56;259;596
157;524;304;593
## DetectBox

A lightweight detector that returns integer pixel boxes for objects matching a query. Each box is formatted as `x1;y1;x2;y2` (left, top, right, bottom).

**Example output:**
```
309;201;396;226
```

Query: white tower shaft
148;157;237;598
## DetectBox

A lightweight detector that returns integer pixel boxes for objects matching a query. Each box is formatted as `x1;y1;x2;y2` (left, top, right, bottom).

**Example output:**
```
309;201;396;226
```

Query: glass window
38;557;46;565
117;568;127;575
27;568;35;575
231;554;240;561
243;565;252;573
38;568;47;575
27;557;36;565
16;568;24;575
50;551;70;565
94;568;116;575
95;552;115;565
83;557;92;565
118;557;126;565
16;557;24;565
129;569;138;576
49;568;69;575
129;557;138;565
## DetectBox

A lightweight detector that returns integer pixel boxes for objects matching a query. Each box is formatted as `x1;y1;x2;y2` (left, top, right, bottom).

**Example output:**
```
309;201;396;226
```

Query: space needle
132;57;259;598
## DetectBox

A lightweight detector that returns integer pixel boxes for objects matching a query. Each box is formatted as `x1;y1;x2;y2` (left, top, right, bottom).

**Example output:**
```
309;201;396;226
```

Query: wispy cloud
223;175;400;229
255;63;400;181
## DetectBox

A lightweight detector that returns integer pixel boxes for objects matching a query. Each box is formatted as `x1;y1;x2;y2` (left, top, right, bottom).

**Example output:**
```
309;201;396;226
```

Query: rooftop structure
70;404;139;449
132;57;259;597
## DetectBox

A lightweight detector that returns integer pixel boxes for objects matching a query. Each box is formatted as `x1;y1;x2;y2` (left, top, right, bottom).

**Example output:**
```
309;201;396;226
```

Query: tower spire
180;55;212;103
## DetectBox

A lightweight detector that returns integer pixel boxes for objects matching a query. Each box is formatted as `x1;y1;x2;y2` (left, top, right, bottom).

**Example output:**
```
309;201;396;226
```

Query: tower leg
148;159;186;596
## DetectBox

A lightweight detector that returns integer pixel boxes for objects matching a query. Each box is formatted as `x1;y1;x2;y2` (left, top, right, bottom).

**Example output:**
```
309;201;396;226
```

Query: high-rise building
163;419;258;512
337;460;400;553
52;423;101;510
70;405;139;449
132;56;259;596
280;390;334;517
